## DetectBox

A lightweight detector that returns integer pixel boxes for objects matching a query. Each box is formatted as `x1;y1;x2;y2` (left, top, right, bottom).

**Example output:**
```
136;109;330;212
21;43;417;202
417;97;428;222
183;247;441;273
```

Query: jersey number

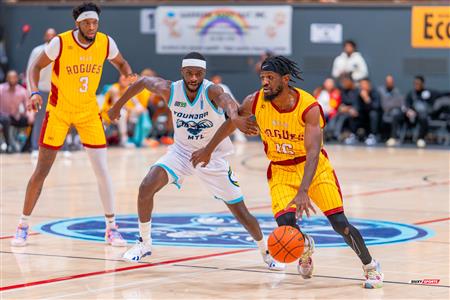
276;143;294;155
79;77;89;93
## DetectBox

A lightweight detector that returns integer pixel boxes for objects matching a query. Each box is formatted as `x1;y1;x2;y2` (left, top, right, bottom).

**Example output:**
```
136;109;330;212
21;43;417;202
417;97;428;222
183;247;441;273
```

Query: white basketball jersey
168;79;234;157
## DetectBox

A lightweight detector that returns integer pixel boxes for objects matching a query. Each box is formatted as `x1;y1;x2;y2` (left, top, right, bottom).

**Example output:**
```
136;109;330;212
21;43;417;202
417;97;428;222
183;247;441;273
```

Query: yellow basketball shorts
267;149;344;218
39;106;106;150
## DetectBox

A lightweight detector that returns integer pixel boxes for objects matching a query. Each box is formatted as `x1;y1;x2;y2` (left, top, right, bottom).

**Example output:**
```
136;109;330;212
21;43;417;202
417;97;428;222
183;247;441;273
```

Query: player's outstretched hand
126;73;139;85
231;115;258;136
190;147;212;168
285;190;317;220
27;94;43;112
108;107;121;121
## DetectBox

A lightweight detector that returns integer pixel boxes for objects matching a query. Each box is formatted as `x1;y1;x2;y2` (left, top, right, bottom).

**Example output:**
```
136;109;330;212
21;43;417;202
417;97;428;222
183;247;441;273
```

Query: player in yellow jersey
11;2;135;247
192;56;384;289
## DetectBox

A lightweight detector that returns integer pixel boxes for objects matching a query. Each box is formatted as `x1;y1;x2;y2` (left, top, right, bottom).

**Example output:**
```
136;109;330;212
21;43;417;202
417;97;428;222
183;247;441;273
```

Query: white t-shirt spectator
27;43;52;92
332;52;368;81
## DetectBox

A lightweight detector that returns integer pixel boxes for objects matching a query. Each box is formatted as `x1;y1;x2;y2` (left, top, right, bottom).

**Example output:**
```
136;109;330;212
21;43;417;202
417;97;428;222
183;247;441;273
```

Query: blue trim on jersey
168;82;175;107
153;163;181;189
225;196;244;205
183;81;204;107
205;85;225;115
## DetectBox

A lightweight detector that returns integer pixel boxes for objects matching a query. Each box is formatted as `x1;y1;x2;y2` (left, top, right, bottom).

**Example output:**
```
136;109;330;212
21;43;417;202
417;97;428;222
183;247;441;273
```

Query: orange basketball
268;226;305;263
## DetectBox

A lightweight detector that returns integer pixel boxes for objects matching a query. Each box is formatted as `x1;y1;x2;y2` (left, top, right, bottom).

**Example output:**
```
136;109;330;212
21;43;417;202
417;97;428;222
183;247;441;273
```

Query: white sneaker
297;234;315;279
63;151;72;158
122;238;152;262
263;251;285;271
416;139;426;148
364;134;377;146
363;260;384;289
344;134;357;145
11;224;29;247
386;138;397;147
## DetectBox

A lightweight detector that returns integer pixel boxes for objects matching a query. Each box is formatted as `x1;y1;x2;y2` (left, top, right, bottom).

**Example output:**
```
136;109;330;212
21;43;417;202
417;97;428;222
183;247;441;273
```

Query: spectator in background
26;28;57;158
378;75;405;147
327;73;359;143
357;78;381;146
211;74;247;143
101;75;146;147
332;40;368;82
0;70;33;153
405;75;441;148
313;77;341;121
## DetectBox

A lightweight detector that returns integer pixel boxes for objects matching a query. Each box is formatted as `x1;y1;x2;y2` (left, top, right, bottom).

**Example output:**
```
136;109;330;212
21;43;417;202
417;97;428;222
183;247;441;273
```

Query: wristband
30;91;41;98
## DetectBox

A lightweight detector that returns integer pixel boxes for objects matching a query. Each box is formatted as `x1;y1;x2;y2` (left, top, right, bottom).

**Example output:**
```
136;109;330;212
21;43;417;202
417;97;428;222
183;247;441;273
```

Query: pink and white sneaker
11;224;29;247
297;234;315;279
105;226;127;247
363;260;384;289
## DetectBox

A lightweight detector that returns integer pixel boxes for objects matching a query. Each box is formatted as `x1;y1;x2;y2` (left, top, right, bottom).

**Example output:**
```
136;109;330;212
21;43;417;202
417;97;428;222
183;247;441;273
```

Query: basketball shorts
267;149;344;218
39;105;106;150
153;145;244;205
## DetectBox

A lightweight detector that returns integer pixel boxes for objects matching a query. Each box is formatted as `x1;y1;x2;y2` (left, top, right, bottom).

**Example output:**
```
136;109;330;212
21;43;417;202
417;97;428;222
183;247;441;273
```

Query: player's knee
327;212;350;236
276;212;299;230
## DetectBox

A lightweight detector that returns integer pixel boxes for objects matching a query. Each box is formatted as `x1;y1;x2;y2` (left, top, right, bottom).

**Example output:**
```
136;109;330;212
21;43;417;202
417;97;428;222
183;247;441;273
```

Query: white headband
76;11;99;22
182;59;206;69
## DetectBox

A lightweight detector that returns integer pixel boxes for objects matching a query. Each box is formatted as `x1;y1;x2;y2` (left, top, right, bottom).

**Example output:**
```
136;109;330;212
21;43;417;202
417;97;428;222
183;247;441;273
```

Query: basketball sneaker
122;238;152;262
263;251;286;271
105;226;127;247
11;224;29;247
297;234;315;279
363;260;384;289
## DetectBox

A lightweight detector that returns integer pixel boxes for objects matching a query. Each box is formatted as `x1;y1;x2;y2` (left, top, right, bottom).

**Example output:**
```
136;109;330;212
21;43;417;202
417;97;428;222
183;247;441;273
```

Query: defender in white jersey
108;52;284;270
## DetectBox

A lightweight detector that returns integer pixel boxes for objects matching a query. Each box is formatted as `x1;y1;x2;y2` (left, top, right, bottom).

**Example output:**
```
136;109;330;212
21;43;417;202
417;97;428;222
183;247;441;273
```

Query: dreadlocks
260;55;303;83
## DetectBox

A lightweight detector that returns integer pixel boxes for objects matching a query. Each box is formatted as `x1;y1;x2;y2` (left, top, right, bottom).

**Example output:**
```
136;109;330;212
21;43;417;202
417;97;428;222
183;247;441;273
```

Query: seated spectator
326;73;359;143
0;70;33;153
332;40;369;82
357;78;381;146
378;75;405;147
313;77;341;121
405;75;442;148
101;75;149;147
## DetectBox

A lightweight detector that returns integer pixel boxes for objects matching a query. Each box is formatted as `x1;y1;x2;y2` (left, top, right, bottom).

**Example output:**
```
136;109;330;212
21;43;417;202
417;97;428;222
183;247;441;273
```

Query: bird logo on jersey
176;119;213;136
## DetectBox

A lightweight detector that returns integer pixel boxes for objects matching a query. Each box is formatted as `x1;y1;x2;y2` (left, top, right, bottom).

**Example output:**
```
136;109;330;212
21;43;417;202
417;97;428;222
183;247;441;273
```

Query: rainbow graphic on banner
196;9;250;37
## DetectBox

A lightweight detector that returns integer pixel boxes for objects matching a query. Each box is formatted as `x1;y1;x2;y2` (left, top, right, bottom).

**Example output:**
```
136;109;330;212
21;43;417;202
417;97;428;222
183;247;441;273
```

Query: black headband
260;61;289;76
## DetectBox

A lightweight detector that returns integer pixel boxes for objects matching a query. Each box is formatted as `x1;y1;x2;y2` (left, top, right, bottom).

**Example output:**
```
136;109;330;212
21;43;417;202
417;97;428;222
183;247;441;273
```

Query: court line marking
413;217;450;225
174;264;450;289
0;232;40;240
0;251;126;263
0;249;252;292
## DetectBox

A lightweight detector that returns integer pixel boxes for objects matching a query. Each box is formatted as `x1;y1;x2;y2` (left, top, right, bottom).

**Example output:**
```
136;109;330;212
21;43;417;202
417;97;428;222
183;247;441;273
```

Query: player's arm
190;93;257;168
208;85;258;135
27;51;53;112
109;53;136;81
108;76;171;121
286;105;321;219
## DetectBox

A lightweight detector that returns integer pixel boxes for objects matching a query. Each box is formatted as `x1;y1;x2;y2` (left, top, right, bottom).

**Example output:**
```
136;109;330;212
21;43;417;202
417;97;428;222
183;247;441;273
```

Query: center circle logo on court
34;214;433;248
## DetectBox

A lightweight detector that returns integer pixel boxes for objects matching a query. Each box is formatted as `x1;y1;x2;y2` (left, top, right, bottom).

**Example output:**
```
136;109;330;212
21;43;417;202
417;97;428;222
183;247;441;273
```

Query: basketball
268;226;305;263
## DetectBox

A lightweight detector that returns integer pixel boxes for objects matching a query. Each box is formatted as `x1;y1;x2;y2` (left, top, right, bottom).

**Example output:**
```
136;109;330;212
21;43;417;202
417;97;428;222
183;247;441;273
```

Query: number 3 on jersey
79;76;89;93
276;143;294;155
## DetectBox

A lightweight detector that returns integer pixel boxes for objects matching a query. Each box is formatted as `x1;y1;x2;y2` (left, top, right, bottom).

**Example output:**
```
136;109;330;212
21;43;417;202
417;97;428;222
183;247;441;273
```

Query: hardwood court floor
1;143;449;299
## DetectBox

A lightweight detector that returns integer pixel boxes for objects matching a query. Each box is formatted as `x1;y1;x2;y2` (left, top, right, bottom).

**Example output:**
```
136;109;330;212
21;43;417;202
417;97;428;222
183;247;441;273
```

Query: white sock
139;221;152;243
256;236;268;256
19;214;29;227
105;216;116;229
364;259;376;269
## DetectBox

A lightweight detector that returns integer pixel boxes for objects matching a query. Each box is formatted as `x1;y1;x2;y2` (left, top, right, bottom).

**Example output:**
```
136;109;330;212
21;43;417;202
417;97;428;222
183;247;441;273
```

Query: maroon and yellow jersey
252;87;325;162
49;30;109;112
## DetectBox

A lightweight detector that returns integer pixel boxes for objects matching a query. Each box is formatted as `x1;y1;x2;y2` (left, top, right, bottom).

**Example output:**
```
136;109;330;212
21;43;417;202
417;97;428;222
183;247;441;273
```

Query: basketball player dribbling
108;52;284;270
192;56;384;289
11;2;136;247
